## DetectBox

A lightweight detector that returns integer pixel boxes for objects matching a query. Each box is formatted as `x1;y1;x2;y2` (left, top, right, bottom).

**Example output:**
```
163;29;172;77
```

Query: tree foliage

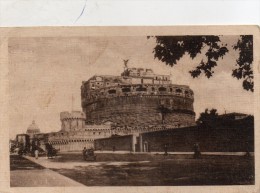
150;35;253;92
196;108;218;127
232;35;253;91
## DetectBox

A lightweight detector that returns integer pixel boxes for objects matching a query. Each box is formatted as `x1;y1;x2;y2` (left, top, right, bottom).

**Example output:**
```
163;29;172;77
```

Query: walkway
10;155;84;187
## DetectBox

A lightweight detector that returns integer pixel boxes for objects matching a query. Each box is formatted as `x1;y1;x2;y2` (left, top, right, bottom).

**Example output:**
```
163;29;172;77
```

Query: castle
81;67;195;128
30;67;196;152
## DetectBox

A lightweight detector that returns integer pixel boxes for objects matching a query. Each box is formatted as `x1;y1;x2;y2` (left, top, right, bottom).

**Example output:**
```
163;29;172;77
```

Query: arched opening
136;87;147;92
108;89;116;94
158;87;167;92
176;88;182;93
122;87;131;92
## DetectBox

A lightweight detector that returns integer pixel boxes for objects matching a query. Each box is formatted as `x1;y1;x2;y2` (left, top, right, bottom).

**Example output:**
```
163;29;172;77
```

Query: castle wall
83;95;195;127
47;124;112;152
81;74;196;128
140;117;254;152
94;117;254;153
94;135;134;152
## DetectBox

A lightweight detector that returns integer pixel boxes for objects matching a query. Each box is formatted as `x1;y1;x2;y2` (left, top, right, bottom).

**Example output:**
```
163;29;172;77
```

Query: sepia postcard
0;26;259;193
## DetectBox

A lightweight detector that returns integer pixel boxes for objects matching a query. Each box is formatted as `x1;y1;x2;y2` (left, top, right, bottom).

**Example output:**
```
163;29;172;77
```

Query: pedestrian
245;142;250;158
35;149;39;159
82;147;86;160
164;144;168;156
193;143;201;159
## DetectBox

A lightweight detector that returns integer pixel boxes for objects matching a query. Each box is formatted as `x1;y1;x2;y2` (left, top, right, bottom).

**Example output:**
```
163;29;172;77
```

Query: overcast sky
8;36;254;139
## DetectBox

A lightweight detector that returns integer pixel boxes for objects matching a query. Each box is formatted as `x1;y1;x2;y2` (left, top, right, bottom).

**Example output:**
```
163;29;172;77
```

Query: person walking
35;149;39;159
193;143;201;159
82;147;86;160
245;142;251;158
164;144;168;156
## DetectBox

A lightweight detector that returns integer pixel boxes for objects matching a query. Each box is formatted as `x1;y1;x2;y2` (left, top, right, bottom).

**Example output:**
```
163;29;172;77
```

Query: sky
8;36;254;139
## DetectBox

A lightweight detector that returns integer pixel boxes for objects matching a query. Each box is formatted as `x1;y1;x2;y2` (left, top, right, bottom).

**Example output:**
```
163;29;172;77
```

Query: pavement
10;155;84;187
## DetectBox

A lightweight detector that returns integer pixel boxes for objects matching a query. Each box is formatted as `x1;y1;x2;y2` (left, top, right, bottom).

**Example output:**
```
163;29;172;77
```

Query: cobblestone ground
13;153;255;186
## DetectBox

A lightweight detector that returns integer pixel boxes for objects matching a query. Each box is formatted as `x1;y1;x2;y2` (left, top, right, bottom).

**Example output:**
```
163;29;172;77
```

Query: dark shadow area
10;155;45;171
52;155;254;186
51;153;210;163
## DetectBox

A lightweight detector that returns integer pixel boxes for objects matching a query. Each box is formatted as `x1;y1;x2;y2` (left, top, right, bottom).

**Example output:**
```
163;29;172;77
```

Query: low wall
140;117;254;152
93;117;254;153
94;135;134;151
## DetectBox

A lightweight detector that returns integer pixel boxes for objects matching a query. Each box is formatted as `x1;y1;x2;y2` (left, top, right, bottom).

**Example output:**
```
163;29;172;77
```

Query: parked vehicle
45;143;59;158
84;148;96;161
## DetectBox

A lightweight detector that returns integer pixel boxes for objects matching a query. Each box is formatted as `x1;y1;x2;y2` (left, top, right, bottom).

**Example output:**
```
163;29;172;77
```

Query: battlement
121;67;154;77
82;68;172;93
60;111;86;120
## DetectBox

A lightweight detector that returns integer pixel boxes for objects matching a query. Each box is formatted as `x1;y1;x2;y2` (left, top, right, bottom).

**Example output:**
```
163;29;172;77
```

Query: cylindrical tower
60;111;86;131
81;68;196;129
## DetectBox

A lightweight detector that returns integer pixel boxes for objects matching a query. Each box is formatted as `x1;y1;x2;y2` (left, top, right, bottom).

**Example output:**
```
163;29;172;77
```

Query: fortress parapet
60;111;86;119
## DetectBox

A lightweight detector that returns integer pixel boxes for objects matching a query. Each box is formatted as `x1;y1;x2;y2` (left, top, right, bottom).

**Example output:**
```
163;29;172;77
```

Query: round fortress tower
60;111;86;131
81;67;195;128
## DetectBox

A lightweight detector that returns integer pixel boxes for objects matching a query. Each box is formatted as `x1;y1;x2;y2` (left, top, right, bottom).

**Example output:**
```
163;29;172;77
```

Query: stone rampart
82;94;195;126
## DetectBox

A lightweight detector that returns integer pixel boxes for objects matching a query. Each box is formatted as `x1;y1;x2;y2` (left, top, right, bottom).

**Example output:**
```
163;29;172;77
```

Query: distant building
218;113;250;120
26;120;40;139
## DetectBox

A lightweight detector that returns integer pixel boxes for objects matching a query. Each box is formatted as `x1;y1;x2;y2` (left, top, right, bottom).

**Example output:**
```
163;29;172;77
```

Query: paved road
10;155;84;187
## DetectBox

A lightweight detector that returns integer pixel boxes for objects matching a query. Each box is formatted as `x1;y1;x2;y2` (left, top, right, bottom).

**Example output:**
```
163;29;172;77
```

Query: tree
197;109;218;123
196;109;219;128
149;35;253;91
232;35;253;91
196;108;218;127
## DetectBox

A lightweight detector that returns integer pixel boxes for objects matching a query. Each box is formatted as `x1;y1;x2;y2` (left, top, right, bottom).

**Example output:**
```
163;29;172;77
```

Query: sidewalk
11;156;84;187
